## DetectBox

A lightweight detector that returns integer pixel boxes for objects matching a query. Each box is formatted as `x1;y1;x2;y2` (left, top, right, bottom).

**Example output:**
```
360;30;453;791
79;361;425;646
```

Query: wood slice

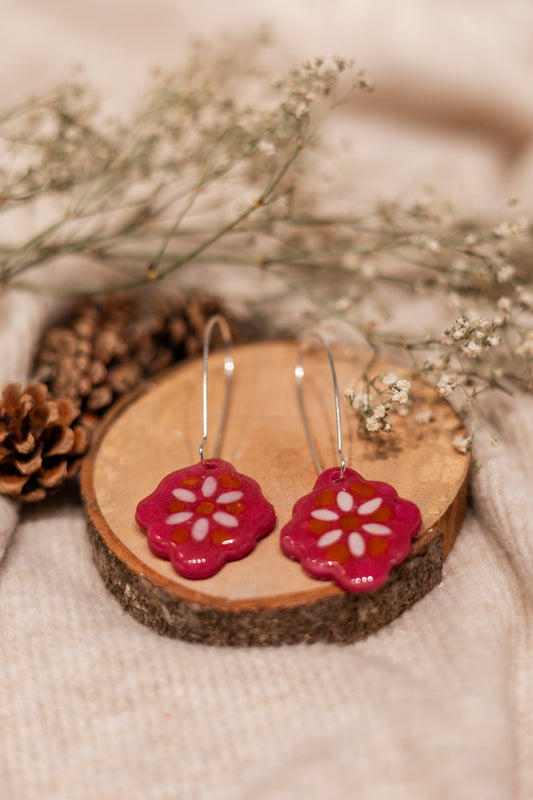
81;340;469;645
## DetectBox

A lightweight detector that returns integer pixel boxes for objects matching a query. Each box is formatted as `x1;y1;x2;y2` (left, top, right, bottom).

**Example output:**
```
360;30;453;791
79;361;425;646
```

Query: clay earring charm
135;315;276;579
280;333;422;593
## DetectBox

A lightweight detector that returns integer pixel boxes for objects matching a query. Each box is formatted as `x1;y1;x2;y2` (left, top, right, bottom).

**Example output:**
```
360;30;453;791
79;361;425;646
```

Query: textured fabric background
1;3;532;799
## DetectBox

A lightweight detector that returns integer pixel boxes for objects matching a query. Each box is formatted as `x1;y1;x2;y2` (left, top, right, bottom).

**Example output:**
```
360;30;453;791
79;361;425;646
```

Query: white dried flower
391;388;409;404
395;406;410;417
441;332;454;345
486;334;500;348
424;353;446;370
437;374;456;395
381;373;397;385
453;435;472;454
462;340;482;358
258;139;275;156
467;313;489;331
366;416;381;432
334;296;351;311
517;288;533;310
345;390;371;412
415;409;434;424
496;264;515;283
294;101;310;118
360;261;376;278
395;379;411;391
427;238;440;253
494;222;511;238
497;297;512;313
373;403;387;419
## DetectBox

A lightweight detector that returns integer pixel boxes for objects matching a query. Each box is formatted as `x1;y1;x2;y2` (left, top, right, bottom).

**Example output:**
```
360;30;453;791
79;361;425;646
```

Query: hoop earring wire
199;314;234;463
136;315;275;580
281;332;422;594
295;332;346;478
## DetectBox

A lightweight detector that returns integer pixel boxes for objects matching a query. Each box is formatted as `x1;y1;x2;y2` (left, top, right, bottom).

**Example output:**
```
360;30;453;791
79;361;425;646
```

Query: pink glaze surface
280;466;421;593
135;458;276;579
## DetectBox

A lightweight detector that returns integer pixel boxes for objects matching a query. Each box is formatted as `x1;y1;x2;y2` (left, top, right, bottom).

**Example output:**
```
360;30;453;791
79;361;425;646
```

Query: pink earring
135;315;276;579
280;333;421;593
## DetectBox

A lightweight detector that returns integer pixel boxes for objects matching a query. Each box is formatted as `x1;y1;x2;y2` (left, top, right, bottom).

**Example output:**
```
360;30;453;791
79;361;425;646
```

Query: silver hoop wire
199;314;234;462
296;332;346;477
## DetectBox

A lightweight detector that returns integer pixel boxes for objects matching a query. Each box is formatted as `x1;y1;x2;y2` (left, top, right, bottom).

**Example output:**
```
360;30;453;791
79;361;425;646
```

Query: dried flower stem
0;40;532;442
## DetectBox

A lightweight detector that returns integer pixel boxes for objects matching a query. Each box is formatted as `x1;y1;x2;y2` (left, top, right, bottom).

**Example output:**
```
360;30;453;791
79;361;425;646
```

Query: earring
280;333;421;593
135;315;276;579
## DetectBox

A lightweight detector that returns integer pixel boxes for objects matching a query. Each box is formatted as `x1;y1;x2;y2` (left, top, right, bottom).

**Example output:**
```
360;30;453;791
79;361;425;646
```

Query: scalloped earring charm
280;333;421;593
135;315;276;579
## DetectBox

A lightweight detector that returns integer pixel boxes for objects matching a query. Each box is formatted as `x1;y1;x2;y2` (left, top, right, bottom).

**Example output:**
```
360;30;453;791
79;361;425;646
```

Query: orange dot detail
315;490;336;507
326;543;350;563
340;513;361;531
367;537;389;557
182;476;200;488
168;501;185;513
351;483;375;499
220;473;240;489
211;529;236;546
226;501;245;514
371;507;392;522
195;501;215;515
171;528;189;544
308;519;330;535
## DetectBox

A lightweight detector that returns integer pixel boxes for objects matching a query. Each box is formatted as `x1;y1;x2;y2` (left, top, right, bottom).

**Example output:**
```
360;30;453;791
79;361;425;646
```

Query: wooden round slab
81;340;469;645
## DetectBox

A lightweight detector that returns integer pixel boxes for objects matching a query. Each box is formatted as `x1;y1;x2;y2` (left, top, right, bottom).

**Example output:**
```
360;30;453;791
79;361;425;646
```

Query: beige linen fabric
1;2;533;798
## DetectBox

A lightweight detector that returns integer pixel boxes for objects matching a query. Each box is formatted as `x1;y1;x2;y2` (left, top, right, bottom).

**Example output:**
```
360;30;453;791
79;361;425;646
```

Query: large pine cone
35;291;237;420
0;383;88;502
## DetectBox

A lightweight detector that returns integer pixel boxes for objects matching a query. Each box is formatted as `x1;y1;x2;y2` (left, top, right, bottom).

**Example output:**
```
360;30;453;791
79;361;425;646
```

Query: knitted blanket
1;2;532;798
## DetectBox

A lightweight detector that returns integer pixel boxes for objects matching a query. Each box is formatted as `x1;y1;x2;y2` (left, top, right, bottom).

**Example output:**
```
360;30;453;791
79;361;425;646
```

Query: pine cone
35;290;238;420
0;383;88;502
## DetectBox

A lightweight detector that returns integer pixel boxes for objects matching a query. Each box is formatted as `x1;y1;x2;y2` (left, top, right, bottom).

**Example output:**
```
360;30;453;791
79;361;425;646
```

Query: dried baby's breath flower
517;288;533;310
496;264;515;283
414;409;434;425
453;435;472;454
366;416;382;432
0;36;531;451
436;374;456;396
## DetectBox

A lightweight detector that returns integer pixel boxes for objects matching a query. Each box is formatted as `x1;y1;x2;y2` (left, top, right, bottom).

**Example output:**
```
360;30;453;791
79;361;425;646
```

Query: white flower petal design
317;529;343;548
358;497;383;515
311;509;339;521
213;511;239;528
348;531;365;557
337;491;353;512
192;517;209;541
202;476;217;497
362;523;391;535
218;491;243;504
166;511;193;525
172;488;196;502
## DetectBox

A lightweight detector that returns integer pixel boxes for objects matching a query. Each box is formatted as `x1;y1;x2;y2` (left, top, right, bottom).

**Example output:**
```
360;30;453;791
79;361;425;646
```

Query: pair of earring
135;317;421;593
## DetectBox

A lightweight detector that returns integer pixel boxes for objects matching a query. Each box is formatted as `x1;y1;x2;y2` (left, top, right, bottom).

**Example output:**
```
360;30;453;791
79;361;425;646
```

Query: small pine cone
0;383;89;502
35;291;240;419
143;291;239;373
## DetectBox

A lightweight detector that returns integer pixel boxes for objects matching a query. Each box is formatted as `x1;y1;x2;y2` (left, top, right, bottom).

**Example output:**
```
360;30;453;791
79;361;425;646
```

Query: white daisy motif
310;490;391;557
165;475;244;541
